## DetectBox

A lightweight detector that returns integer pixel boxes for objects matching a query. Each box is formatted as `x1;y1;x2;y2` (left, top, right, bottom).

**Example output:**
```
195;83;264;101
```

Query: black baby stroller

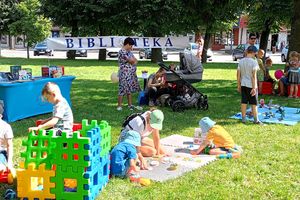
158;52;208;112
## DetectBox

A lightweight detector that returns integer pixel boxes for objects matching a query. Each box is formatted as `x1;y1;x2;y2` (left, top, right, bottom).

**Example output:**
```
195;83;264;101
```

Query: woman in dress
117;37;141;111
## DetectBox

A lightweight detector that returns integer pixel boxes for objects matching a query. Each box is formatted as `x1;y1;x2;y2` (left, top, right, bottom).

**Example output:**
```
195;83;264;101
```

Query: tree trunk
0;33;2;57
202;26;212;63
98;49;107;60
68;21;79;60
259;18;272;57
8;34;12;49
98;27;107;60
289;0;300;53
151;48;162;63
26;44;30;59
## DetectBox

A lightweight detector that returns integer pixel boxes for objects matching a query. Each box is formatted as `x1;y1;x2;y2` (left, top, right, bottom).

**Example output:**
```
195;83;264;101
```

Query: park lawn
0;57;299;200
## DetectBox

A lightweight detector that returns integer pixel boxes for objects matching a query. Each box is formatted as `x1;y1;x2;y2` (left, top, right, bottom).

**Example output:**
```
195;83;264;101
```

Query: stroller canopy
165;52;203;84
180;52;203;73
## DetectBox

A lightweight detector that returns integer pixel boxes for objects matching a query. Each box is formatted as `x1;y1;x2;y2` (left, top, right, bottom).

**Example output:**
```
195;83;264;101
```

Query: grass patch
0;58;299;199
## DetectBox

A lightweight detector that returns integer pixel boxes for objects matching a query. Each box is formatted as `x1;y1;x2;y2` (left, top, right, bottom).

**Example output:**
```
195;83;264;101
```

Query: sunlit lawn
0;57;299;199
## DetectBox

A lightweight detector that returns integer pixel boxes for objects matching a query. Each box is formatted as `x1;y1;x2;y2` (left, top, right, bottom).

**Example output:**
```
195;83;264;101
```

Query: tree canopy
246;0;292;53
0;0;19;34
2;0;299;60
185;0;244;62
9;0;52;58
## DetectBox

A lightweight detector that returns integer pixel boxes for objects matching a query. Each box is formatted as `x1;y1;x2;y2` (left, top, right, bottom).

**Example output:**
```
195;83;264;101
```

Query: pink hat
274;70;284;80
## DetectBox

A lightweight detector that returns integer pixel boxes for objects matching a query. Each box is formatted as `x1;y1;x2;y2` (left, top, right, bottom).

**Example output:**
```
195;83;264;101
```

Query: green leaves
9;0;52;57
0;0;19;33
246;0;292;33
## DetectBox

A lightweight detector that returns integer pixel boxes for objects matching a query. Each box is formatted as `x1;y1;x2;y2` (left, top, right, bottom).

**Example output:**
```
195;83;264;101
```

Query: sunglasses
250;37;256;40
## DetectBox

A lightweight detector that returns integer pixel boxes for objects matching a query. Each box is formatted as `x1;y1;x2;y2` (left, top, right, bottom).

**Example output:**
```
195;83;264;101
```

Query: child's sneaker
135;106;143;111
128;105;143;111
117;106;122;111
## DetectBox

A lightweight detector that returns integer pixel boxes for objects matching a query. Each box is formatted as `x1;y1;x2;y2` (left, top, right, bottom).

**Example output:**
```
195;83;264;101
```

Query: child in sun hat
111;130;141;177
190;117;242;158
119;109;166;170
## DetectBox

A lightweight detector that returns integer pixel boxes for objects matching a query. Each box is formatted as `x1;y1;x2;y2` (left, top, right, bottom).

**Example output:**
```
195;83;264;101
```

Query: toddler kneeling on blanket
190;117;242;159
111;130;141;177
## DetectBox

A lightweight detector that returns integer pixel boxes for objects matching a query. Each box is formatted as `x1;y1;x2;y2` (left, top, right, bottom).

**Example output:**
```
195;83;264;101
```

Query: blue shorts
280;76;289;85
111;159;130;178
0;150;8;165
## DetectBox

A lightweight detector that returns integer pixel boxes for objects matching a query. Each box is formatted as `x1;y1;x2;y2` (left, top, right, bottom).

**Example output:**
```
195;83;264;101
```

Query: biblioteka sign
47;36;189;50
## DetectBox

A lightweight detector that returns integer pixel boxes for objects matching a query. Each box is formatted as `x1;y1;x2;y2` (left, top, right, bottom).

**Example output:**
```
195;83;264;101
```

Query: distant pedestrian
196;37;204;60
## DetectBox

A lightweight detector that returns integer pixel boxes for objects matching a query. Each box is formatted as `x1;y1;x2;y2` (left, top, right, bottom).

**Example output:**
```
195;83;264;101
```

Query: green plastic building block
20;130;56;170
81;119;98;137
50;165;90;200
99;120;111;157
52;131;91;173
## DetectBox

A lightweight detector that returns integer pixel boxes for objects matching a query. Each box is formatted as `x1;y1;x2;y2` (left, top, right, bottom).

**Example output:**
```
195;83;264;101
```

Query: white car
107;48;120;58
281;46;288;62
139;48;168;60
185;43;213;58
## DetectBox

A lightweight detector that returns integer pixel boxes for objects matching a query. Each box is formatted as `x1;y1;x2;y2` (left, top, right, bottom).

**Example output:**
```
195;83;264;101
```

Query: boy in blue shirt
111;130;141;177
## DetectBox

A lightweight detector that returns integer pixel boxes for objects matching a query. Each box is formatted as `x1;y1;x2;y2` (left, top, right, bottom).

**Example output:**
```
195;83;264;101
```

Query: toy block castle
17;119;111;200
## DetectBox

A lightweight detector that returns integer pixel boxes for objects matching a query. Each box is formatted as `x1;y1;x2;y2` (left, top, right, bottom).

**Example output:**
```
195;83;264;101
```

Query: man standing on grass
237;46;263;125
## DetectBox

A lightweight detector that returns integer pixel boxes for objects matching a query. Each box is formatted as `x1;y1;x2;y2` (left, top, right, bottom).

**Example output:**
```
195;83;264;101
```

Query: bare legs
289;84;299;98
241;103;258;122
241;103;247;122
140;137;165;157
117;93;133;107
289;84;295;98
278;80;285;96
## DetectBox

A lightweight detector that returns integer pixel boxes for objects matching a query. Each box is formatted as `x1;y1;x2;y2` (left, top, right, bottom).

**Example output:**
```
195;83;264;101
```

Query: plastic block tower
17;119;111;200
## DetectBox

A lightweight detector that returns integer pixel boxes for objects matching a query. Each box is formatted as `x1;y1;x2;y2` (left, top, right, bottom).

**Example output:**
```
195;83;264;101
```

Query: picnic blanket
139;134;216;182
230;106;300;126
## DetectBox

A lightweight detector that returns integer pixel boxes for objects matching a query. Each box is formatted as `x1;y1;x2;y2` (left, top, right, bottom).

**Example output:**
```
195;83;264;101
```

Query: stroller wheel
172;100;185;112
201;102;209;110
197;97;209;110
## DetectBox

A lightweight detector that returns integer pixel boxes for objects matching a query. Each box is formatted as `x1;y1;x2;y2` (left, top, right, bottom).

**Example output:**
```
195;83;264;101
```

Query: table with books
0;74;75;122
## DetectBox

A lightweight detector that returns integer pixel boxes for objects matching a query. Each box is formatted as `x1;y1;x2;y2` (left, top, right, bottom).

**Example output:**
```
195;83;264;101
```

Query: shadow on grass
10;76;299;139
0;57;167;68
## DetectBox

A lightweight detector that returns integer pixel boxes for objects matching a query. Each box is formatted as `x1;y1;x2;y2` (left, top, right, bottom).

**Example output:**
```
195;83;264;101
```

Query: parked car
107;48;120;58
281;45;288;62
185;43;213;58
66;49;87;58
33;41;53;56
232;44;271;61
139;48;168;60
232;44;260;61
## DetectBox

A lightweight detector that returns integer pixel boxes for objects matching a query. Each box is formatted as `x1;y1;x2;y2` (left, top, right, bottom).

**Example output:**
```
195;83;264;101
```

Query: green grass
0;58;299;199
